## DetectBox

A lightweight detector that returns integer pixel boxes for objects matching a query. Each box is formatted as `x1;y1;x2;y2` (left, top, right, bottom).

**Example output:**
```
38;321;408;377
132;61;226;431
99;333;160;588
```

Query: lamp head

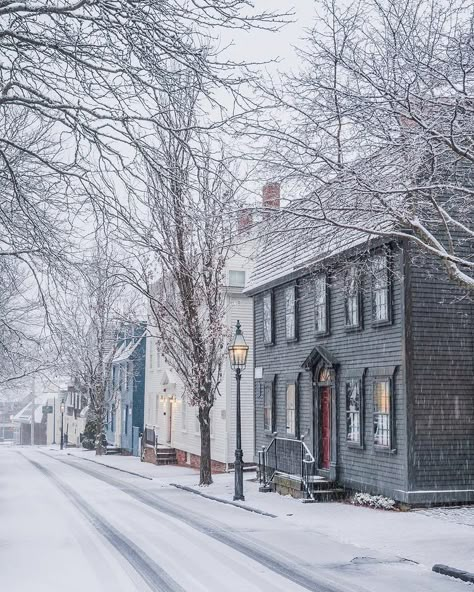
228;320;249;371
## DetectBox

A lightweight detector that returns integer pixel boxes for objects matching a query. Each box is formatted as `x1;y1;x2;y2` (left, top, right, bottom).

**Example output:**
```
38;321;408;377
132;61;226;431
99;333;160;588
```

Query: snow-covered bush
351;492;396;510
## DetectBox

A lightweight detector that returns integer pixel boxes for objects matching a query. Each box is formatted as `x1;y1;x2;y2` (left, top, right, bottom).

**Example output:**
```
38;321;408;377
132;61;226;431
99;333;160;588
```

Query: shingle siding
254;245;408;497
407;243;474;494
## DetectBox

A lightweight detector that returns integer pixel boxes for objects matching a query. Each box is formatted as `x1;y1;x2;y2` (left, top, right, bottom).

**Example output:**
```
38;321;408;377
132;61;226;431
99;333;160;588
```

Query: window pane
229;270;246;287
263;293;272;344
347;381;360;412
346;381;361;443
373;254;389;321
374;379;391;447
264;383;272;431
374;380;390;413
314;275;327;333
345;268;359;326
286;384;296;435
285;286;296;340
181;396;187;430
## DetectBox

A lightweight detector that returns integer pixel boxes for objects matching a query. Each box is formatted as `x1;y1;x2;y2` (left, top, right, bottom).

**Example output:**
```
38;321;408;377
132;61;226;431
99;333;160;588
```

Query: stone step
309;479;338;491
309;488;347;502
156;447;177;465
105;446;121;455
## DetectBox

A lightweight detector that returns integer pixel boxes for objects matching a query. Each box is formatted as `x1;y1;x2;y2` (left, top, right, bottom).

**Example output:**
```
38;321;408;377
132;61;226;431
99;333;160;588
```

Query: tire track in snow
20;453;185;592
42;451;354;592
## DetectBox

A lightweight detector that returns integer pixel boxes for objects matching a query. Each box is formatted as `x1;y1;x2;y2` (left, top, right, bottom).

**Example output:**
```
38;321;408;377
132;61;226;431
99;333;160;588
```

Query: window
124;405;129;434
229;270;246;287
149;339;153;369
195;412;200;434
156;348;161;368
263;382;273;432
111;408;115;432
372;253;390;323
181;396;187;431
285;285;297;341
345;266;361;328
263;292;273;345
314;274;328;334
286;383;296;435
374;379;391;448
346;380;361;445
123;363;128;391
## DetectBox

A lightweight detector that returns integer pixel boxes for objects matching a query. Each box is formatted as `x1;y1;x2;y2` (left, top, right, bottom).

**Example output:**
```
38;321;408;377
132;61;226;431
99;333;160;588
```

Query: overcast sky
222;1;316;74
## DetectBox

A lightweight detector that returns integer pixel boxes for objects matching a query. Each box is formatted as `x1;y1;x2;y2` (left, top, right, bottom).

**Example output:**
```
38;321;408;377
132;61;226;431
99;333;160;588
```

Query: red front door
321;387;331;469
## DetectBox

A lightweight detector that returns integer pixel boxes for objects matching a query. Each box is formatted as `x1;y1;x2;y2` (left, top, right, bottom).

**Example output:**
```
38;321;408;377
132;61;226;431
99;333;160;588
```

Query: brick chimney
262;182;280;211
238;208;253;231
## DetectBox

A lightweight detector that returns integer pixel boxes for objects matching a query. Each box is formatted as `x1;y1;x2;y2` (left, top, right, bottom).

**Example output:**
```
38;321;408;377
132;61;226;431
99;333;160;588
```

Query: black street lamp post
60;400;65;450
228;320;249;502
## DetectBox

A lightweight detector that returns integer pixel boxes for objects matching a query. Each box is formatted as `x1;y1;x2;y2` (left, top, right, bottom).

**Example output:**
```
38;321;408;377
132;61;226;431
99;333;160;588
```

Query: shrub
351;492;396;510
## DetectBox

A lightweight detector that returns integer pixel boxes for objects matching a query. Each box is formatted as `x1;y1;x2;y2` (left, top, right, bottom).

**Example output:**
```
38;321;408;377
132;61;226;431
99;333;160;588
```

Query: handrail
141;425;159;460
258;436;315;500
301;439;315;463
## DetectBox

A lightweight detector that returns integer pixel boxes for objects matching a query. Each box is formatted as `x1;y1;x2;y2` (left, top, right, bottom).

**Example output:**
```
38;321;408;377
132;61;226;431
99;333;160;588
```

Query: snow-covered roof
245;205;390;294
13;393;51;424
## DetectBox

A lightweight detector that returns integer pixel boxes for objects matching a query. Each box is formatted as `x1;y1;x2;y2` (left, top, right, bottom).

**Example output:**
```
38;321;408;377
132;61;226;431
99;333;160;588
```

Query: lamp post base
233;448;245;501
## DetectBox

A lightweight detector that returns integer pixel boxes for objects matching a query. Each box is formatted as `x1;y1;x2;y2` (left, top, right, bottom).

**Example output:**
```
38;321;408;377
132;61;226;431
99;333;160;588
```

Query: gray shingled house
245;183;473;505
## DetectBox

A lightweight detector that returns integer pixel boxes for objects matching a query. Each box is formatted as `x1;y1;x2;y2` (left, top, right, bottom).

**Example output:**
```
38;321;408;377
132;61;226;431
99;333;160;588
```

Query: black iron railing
141;425;158;460
258;437;315;500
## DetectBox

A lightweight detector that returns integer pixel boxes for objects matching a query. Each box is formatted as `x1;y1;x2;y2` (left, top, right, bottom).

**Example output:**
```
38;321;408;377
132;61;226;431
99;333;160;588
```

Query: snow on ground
4;445;473;592
62;446;474;576
0;448;147;592
62;446;198;479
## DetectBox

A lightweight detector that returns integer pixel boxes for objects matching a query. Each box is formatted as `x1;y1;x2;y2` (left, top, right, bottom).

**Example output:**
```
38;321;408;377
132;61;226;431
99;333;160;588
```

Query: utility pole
30;376;36;446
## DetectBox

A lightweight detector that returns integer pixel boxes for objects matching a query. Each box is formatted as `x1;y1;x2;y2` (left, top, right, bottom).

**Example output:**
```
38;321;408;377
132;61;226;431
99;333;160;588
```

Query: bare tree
58;229;138;454
0;1;284;202
0;2;285;382
124;73;244;484
0;256;57;385
252;0;474;292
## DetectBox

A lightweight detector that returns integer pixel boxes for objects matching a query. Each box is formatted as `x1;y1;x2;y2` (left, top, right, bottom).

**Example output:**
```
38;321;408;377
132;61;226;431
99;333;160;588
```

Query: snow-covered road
1;448;470;592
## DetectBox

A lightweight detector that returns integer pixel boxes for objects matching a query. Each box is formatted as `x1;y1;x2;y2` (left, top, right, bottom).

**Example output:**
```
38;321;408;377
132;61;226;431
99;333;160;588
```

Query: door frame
313;361;338;481
320;385;331;470
166;398;173;444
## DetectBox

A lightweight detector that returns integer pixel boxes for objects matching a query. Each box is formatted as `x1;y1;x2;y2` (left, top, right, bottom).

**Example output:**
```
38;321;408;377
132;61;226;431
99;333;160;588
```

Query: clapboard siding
254;244;408;497
143;242;255;467
407;243;474;492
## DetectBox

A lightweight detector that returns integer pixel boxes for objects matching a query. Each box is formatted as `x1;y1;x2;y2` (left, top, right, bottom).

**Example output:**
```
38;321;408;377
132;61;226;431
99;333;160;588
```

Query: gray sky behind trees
225;1;314;69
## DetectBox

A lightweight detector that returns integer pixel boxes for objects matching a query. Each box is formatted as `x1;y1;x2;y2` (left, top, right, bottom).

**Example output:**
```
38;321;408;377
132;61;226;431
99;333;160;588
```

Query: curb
65;453;154;480
170;483;277;517
433;564;474;584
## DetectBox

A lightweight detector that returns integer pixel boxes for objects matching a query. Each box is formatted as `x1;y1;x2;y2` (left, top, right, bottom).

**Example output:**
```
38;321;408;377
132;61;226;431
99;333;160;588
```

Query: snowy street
1;447;472;592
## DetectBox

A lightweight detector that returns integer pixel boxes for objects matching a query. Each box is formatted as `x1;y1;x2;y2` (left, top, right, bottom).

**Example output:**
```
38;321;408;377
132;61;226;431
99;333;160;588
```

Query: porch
257;437;346;502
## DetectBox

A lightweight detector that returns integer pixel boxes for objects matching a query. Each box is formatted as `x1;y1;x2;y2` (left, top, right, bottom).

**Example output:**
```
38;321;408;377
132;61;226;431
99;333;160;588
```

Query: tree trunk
199;406;212;485
95;406;106;456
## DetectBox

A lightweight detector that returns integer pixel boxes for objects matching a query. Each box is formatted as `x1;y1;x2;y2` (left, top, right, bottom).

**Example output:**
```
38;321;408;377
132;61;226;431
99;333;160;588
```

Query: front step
105;446;122;455
156;447;177;465
308;478;348;502
307;487;347;503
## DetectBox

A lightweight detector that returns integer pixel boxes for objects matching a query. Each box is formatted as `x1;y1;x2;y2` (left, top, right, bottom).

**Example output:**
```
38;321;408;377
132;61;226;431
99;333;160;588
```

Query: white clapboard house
143;234;256;471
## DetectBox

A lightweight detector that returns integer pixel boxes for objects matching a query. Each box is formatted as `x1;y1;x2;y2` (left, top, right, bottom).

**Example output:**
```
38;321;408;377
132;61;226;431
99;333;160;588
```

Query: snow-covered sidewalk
54;447;474;577
49;446;199;480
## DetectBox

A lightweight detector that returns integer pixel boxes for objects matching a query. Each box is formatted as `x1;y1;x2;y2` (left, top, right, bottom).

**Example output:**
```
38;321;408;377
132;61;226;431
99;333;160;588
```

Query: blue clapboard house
106;323;146;455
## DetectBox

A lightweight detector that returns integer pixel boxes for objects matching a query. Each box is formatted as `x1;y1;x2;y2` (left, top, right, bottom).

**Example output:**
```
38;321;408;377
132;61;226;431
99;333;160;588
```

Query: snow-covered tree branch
121;72;245;484
250;0;474;292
